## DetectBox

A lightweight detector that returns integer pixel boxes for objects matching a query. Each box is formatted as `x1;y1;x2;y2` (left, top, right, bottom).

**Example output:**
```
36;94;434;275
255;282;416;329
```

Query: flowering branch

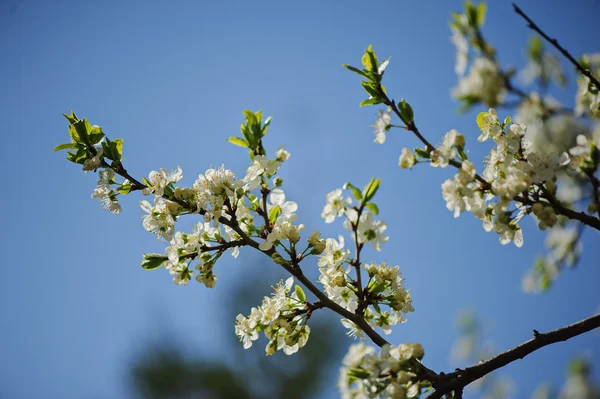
426;312;600;398
513;3;600;92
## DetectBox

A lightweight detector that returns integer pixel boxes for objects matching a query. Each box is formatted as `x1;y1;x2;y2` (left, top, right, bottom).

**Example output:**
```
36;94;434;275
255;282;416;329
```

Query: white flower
82;148;104;171
340;319;366;340
430;130;459;168
398;148;416;169
321;188;351;223
275;146;291;162
235;312;259;349
372;108;392;144
243;155;280;191
344;209;389;251
142;167;183;197
91;168;122;214
268;188;298;222
452;57;506;107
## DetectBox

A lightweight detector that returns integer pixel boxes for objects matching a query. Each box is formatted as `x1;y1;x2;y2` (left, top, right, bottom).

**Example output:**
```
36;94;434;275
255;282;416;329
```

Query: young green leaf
295;285;306;302
365;203;379;215
227;137;250;148
53;143;78;152
343;182;363;202
362;177;381;203
269;204;281;223
141;253;166;270
399;99;414;123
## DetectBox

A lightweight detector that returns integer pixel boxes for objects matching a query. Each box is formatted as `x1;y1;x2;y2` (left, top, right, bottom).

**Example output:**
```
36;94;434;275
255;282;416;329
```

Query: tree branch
513;3;600;92
426;312;600;398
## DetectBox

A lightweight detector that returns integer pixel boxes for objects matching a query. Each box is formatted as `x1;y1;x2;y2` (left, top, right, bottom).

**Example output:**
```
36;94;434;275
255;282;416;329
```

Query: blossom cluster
338;342;426;399
434;109;568;247
319;184;414;338
575;53;600;116
234;277;311;355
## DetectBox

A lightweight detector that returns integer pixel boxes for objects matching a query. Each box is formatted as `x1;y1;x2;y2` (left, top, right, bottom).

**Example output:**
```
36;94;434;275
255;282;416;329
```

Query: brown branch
426;313;600;398
513;3;600;92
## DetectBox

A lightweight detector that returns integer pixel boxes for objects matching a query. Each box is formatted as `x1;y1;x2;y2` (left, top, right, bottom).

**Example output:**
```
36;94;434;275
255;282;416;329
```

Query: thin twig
426;313;600;398
513;3;600;92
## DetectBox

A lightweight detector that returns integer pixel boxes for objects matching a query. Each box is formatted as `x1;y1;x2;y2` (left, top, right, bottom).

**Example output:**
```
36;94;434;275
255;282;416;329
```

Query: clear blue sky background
1;0;598;398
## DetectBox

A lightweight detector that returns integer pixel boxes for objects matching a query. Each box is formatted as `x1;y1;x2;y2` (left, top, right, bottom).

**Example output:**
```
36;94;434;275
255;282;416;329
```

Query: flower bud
398;148;416;169
545;180;557;195
166;201;181;214
410;343;424;359
531;203;544;216
312;240;326;255
454;133;465;149
287;227;300;243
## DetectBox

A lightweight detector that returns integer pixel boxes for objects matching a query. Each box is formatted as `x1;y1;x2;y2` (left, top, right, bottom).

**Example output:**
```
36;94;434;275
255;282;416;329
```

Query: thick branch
427;313;600;398
513;3;600;92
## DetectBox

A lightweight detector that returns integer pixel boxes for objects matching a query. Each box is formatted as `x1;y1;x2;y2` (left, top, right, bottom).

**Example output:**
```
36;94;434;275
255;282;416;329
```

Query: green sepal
295;285;306;302
141;253;166;270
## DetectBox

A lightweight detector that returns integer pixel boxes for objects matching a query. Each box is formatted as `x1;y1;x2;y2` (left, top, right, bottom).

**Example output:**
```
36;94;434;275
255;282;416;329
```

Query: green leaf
359;98;381;107
528;36;543;60
365;203;379;215
63;110;78;124
227;137;250;148
68;124;81;143
141;253;166;270
103;138;123;162
66;147;87;164
362;177;381;203
295;285;306;302
361;45;375;71
53;143;78;152
88;125;104;145
73;118;92;144
476;2;487;27
269;204;281;223
502;116;512;129
343;64;368;78
343;182;363;202
399;99;414;123
465;1;477;27
117;181;133;195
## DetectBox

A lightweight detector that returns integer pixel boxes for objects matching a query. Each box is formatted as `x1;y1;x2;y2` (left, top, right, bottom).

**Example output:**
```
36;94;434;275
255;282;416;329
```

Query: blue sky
1;0;599;398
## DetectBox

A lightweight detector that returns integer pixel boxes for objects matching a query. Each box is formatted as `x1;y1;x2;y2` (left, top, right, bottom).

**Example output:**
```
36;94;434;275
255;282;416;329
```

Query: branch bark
426;313;600;398
513;3;600;92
